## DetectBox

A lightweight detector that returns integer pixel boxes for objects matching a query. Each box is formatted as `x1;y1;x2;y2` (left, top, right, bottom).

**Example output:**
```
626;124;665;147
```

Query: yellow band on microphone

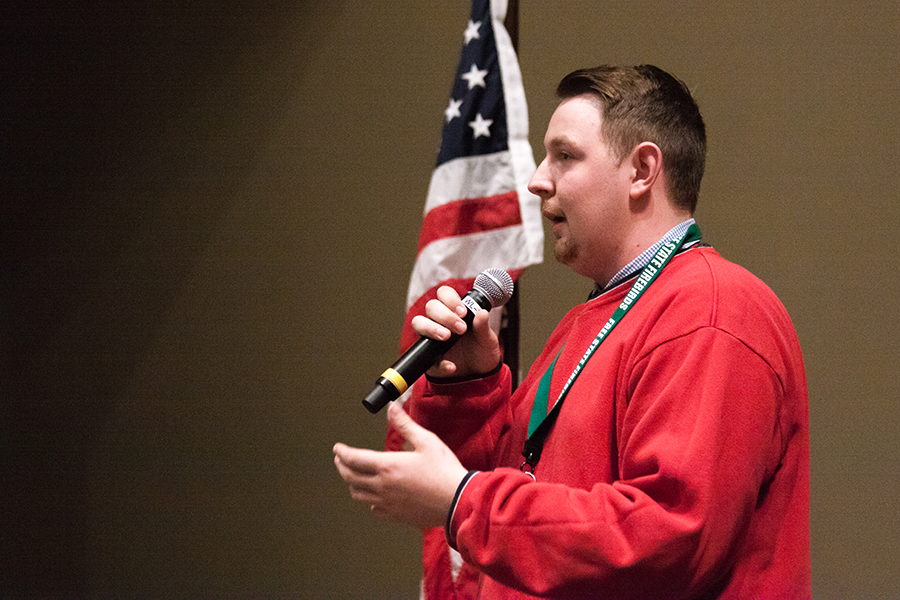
381;368;409;394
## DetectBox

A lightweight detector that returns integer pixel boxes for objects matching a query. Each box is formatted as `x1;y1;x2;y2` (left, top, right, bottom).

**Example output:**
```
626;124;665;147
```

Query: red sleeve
449;327;784;598
407;365;514;472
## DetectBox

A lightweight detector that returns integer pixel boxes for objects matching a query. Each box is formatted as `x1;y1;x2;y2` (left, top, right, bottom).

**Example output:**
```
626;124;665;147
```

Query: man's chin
553;243;577;266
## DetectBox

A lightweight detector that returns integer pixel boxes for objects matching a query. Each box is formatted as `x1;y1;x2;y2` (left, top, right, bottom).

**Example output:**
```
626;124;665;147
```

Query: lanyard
521;223;702;474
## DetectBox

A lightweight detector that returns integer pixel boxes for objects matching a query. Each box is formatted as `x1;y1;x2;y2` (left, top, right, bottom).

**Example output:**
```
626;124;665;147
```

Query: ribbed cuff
425;360;503;386
445;470;479;548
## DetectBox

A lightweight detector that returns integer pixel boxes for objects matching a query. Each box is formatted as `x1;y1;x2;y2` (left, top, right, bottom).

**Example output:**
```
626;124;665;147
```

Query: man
334;65;810;598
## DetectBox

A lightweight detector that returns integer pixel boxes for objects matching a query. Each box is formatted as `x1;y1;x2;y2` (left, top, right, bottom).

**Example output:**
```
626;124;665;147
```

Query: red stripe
416;191;522;254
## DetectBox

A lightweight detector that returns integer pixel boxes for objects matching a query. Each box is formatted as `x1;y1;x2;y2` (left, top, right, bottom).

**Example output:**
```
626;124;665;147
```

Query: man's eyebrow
545;136;577;150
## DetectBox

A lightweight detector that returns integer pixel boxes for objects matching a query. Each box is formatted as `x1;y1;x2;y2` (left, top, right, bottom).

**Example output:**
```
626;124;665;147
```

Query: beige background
3;1;898;597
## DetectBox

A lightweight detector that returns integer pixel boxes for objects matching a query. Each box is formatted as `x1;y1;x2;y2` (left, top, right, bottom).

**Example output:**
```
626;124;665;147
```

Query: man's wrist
445;470;479;548
426;360;503;386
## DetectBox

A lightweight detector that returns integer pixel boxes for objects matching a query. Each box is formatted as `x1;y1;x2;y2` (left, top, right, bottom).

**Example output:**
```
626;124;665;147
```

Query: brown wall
3;1;898;597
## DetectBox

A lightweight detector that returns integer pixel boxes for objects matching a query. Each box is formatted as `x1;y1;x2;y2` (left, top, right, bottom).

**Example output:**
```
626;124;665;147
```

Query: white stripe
406;225;535;309
491;0;544;266
490;0;509;25
492;0;527;144
509;137;544;268
449;547;464;582
424;152;517;214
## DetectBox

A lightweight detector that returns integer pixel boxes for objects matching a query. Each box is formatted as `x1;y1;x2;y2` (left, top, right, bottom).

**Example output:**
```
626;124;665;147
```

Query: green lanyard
521;223;702;474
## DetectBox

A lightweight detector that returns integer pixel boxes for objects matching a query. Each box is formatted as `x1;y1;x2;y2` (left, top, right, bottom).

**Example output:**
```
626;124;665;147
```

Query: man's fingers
387;402;429;450
333;450;383;503
424;298;467;336
470;308;498;346
410;314;454;341
410;286;468;338
333;408;465;529
333;443;381;476
333;443;402;516
435;285;466;317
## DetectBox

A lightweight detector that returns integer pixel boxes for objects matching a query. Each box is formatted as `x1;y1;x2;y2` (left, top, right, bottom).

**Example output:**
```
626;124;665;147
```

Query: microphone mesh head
474;268;515;309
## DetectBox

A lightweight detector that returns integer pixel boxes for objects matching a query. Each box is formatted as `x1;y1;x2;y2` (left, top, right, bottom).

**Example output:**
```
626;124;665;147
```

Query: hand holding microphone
362;268;514;413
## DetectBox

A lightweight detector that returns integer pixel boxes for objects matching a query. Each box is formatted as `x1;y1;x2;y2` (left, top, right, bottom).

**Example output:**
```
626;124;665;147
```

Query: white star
445;98;463;123
464;20;481;45
469;113;493;138
461;63;488;89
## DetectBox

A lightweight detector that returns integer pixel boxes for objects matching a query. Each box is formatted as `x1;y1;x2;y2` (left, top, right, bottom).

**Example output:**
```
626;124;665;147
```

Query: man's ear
629;142;663;199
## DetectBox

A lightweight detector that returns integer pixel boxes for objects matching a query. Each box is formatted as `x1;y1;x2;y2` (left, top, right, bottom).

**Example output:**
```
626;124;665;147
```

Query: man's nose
527;158;553;199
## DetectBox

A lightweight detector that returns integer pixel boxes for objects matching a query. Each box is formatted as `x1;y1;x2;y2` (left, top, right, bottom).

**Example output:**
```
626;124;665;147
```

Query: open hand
333;402;468;529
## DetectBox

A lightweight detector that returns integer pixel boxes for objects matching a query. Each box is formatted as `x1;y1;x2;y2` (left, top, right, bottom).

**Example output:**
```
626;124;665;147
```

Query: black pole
501;0;521;389
505;0;519;51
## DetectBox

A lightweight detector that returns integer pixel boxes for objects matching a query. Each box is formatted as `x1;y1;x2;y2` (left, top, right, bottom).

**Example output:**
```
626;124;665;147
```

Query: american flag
398;0;543;361
388;1;542;598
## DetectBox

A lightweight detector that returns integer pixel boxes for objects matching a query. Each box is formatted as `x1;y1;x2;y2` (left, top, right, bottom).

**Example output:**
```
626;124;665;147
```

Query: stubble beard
552;234;578;267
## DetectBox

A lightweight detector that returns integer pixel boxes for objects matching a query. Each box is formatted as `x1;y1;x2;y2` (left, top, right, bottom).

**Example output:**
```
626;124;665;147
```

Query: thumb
388;402;428;450
471;308;497;343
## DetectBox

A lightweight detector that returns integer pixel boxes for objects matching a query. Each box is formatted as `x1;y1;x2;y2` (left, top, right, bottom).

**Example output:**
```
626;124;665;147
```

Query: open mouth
543;212;565;236
542;208;565;225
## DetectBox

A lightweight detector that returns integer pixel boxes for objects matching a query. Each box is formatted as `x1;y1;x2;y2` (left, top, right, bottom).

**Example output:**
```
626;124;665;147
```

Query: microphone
362;268;515;414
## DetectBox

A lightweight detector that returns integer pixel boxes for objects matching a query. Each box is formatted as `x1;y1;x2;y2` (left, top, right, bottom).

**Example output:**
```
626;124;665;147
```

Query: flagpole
505;0;518;50
501;0;521;389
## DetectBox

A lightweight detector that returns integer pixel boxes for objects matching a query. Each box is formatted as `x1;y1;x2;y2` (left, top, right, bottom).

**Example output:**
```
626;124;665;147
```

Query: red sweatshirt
410;247;810;599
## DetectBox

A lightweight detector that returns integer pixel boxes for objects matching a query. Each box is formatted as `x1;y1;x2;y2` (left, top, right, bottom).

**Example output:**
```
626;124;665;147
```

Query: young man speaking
335;65;810;599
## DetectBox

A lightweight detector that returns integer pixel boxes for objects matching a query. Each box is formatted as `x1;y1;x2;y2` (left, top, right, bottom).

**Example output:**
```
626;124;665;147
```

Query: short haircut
556;65;706;213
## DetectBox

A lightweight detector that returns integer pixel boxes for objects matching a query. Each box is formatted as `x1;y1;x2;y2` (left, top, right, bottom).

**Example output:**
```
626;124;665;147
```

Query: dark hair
556;65;706;212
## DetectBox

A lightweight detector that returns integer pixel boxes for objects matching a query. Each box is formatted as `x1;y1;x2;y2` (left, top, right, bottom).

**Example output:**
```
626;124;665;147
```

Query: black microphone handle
362;288;489;414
